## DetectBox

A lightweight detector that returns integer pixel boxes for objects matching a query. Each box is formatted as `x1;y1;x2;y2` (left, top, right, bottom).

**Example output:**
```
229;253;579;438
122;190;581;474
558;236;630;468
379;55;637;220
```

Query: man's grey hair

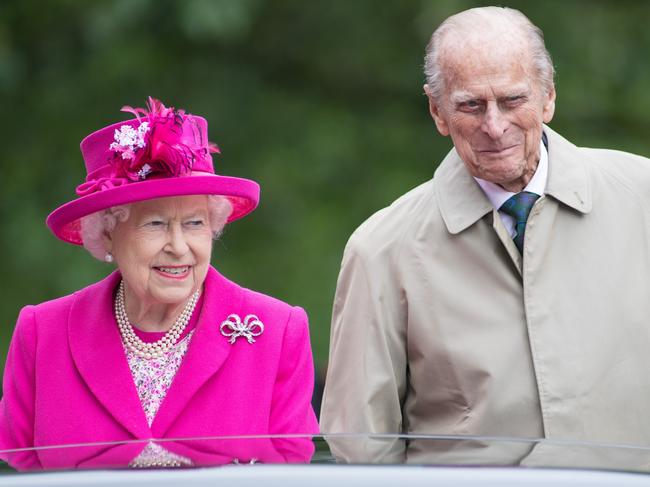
423;6;555;100
80;195;233;261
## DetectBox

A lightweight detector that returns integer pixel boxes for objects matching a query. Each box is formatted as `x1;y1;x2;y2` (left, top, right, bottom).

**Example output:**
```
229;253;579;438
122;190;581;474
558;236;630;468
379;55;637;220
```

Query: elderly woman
0;98;318;470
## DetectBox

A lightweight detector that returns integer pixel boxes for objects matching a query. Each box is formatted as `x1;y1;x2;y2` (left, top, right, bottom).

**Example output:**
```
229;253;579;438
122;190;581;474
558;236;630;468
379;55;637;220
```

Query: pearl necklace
114;280;200;360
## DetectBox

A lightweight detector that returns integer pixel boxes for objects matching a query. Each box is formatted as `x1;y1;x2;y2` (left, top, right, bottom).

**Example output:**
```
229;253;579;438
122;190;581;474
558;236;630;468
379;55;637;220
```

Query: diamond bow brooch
220;314;264;345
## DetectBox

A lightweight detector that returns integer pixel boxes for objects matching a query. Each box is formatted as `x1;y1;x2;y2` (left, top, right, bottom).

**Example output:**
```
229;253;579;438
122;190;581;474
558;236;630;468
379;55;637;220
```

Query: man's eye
459;100;481;112
504;96;524;105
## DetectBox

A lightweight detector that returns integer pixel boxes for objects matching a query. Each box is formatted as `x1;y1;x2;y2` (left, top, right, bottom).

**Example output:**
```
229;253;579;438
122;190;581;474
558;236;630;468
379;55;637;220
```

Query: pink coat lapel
67;268;242;439
150;267;240;436
68;271;150;439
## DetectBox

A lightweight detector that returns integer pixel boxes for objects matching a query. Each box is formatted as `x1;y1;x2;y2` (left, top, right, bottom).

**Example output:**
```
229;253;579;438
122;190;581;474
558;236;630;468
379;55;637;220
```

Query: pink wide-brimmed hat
47;97;260;245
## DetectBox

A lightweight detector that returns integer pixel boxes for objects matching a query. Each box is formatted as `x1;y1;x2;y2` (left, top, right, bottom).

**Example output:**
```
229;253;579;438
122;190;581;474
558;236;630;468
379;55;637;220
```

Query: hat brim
46;174;260;245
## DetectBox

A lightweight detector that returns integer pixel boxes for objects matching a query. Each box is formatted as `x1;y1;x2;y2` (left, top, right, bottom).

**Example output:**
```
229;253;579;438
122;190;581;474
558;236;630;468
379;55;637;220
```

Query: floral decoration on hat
76;97;220;196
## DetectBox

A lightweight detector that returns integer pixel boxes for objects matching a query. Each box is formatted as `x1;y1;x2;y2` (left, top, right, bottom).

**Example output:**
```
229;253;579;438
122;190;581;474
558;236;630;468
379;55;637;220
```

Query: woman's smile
153;265;192;280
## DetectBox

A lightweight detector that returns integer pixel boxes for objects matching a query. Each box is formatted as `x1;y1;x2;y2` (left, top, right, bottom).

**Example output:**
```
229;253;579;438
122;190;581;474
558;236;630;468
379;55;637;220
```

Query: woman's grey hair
80;195;233;261
423;7;555;100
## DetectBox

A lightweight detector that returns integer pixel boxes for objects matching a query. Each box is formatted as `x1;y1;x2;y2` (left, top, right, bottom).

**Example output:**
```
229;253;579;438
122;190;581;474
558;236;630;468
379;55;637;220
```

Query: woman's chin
148;283;196;306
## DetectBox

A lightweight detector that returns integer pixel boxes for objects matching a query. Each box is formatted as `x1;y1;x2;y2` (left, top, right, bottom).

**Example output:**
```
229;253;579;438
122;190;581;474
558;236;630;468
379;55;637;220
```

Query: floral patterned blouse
121;295;204;467
125;331;194;426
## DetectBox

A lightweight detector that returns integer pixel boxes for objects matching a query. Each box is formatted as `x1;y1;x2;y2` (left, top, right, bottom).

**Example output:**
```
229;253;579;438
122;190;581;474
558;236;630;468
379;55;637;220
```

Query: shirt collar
474;138;548;210
433;125;591;236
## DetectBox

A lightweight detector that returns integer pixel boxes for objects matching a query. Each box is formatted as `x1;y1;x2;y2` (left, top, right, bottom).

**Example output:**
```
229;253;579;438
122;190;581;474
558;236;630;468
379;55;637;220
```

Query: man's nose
165;225;190;255
481;102;508;139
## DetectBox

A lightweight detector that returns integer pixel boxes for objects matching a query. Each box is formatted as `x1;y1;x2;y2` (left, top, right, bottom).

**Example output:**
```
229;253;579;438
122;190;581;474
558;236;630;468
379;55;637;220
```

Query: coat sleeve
269;306;319;462
0;305;43;470
320;237;407;463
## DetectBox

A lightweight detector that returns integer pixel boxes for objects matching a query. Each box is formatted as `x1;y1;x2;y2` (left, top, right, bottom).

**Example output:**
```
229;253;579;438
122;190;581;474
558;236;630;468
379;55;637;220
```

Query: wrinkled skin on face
425;34;555;192
104;195;213;331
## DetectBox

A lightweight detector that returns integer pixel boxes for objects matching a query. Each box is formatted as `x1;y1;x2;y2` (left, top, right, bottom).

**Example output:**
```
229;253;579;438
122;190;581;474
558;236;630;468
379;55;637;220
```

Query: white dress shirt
474;139;548;238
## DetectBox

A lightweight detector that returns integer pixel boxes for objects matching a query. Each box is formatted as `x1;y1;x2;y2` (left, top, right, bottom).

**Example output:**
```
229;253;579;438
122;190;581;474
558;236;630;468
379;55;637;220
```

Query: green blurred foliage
1;0;650;374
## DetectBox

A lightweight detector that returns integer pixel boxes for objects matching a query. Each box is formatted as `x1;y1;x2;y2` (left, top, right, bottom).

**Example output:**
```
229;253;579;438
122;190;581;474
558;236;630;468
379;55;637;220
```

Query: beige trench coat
320;126;650;463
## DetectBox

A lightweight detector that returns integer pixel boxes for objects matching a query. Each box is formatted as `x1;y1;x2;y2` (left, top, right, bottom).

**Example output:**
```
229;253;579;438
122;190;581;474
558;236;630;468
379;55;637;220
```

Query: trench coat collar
68;266;240;439
434;125;592;235
434;147;493;235
543;125;592;215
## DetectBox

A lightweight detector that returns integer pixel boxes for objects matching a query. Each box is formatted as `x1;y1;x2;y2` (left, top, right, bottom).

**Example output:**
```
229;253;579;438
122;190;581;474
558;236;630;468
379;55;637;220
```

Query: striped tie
499;191;540;254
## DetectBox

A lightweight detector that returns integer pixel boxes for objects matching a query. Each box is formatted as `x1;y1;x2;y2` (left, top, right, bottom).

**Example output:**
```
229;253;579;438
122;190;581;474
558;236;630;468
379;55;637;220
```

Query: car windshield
2;434;650;474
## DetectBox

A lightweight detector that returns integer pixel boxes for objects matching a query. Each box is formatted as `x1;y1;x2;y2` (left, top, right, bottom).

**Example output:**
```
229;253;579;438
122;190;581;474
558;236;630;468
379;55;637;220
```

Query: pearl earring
104;252;114;263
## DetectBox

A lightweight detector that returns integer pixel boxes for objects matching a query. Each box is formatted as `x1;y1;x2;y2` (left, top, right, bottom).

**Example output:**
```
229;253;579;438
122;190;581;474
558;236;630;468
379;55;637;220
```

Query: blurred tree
0;0;649;380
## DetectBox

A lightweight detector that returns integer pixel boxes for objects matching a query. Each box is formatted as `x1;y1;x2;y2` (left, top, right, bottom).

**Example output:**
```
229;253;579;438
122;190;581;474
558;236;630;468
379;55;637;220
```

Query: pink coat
0;267;318;469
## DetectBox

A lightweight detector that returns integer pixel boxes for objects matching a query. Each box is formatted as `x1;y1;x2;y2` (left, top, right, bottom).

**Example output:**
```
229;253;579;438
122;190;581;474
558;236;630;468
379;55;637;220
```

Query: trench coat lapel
434;147;494;235
68;271;151;439
151;267;241;436
434;126;592;236
543;126;592;215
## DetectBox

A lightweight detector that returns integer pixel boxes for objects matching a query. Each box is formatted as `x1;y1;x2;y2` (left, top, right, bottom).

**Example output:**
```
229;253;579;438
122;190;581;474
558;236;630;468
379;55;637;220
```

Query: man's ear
424;84;450;136
542;85;556;124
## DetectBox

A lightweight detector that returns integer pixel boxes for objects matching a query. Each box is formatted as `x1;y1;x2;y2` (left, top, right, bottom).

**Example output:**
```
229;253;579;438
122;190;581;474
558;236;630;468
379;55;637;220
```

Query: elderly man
320;6;650;462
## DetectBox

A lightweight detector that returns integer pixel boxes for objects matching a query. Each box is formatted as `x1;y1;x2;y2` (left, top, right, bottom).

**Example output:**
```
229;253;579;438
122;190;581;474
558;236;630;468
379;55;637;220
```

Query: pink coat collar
67;267;242;439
